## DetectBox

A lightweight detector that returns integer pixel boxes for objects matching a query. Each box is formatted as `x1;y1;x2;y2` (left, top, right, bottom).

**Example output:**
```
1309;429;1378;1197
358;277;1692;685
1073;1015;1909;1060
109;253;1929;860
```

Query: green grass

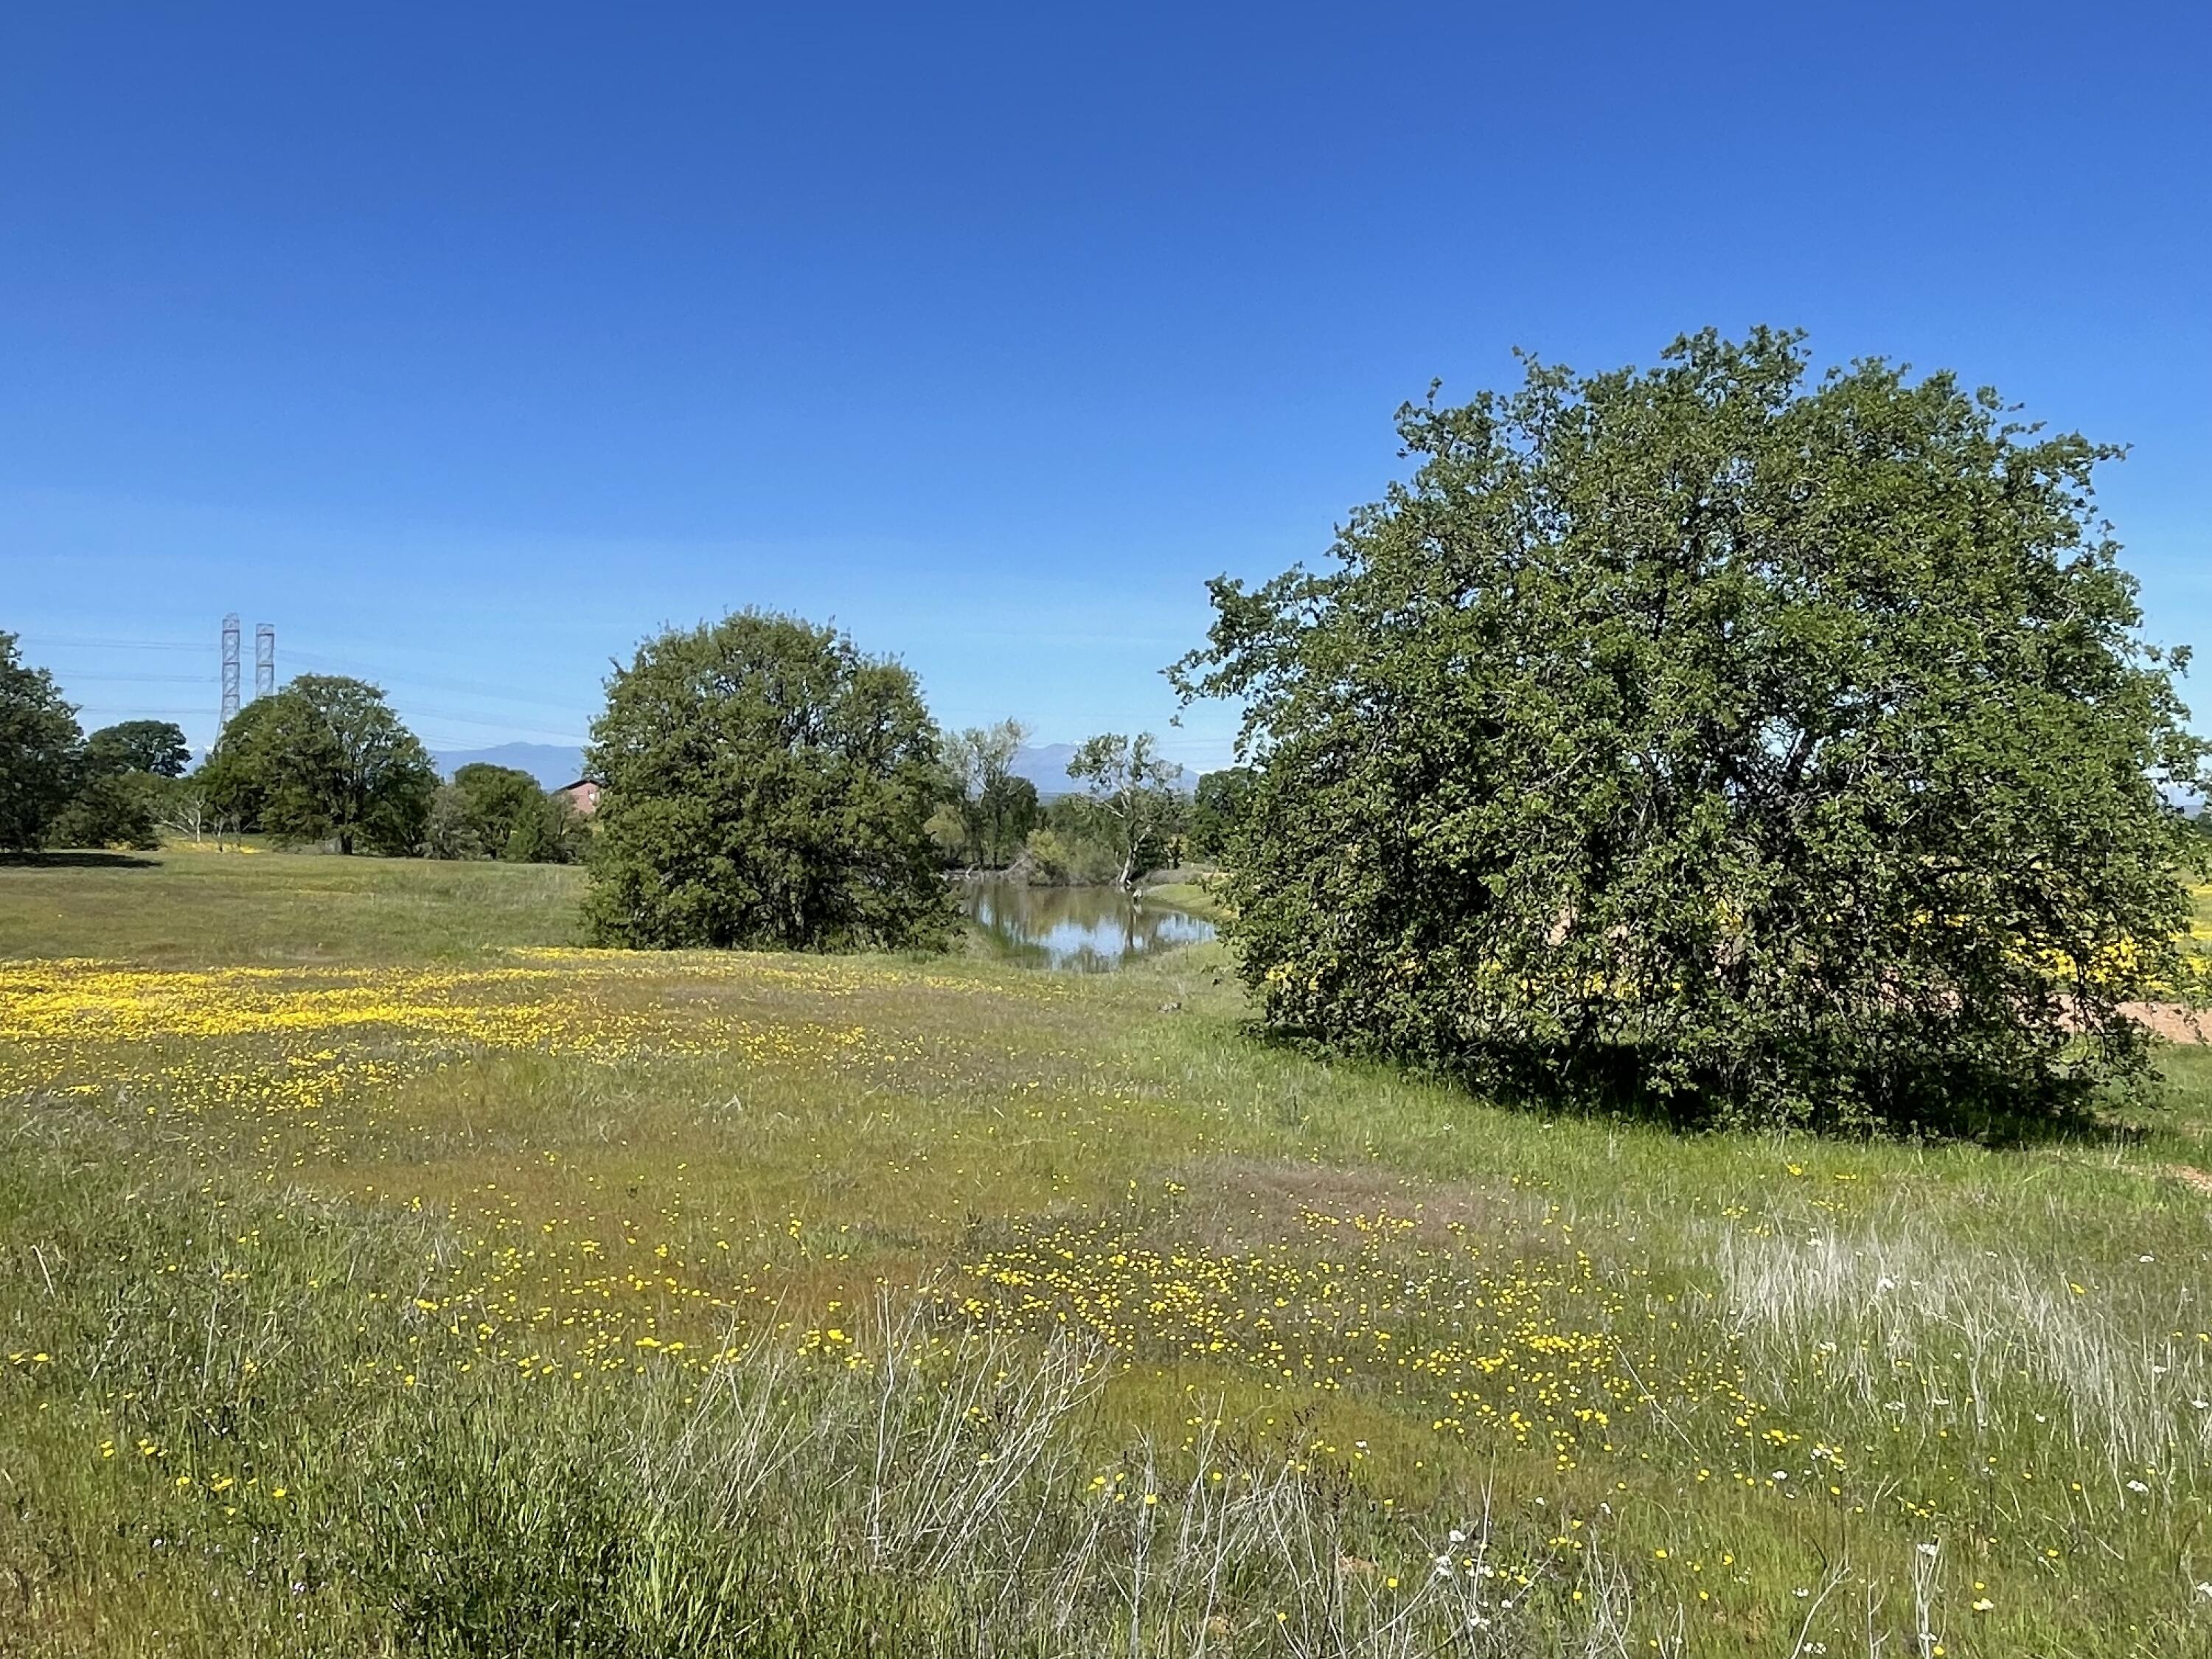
0;842;588;965
3;848;2211;1655
1141;875;1231;924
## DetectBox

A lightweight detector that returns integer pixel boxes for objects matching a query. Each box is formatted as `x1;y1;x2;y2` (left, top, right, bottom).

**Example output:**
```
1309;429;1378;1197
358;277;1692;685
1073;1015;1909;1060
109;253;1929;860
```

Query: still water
961;880;1217;971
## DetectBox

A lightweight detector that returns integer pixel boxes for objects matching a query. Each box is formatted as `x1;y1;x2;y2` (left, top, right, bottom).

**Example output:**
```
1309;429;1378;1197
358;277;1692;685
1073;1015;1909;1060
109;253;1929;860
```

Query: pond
961;880;1217;971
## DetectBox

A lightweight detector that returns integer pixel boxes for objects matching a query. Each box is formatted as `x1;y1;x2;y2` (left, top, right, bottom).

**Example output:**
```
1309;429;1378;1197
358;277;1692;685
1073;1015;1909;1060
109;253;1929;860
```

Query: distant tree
923;801;969;867
51;773;159;849
441;762;576;861
152;777;218;844
582;611;952;950
0;632;83;852
1066;732;1183;887
220;676;437;855
48;719;195;851
1172;327;2211;1132
450;763;540;843
85;720;190;779
1042;793;1098;840
979;771;1041;866
500;790;584;864
195;697;285;839
943;720;1032;867
422;785;483;860
1188;766;1257;861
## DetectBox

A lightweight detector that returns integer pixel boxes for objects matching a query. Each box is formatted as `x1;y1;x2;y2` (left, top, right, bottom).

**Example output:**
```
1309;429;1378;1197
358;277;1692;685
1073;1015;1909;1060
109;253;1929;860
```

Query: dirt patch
2123;1002;2211;1045
2164;1164;2212;1199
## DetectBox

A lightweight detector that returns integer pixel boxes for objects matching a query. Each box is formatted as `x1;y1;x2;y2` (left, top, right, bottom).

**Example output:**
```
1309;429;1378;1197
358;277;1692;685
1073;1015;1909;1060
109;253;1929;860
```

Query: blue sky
5;2;2208;770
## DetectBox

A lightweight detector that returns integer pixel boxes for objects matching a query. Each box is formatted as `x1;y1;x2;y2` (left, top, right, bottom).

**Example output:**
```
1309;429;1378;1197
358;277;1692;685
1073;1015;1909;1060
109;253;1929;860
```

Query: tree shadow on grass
0;851;161;870
1245;1023;2149;1152
1487;1042;2146;1152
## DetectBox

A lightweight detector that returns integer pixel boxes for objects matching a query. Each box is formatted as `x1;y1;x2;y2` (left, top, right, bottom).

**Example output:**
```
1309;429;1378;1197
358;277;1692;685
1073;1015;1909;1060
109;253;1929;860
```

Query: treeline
576;613;1241;949
0;640;581;863
0;639;195;852
927;720;1253;886
0;625;1247;889
2;626;1252;888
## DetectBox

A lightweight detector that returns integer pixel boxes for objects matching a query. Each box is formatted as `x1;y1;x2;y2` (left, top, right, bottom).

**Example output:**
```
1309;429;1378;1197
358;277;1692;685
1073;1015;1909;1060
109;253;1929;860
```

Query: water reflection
961;880;1216;971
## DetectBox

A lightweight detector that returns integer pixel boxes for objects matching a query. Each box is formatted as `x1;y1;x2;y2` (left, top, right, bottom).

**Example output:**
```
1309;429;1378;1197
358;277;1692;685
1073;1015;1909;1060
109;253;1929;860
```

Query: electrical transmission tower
220;613;241;729
254;623;275;699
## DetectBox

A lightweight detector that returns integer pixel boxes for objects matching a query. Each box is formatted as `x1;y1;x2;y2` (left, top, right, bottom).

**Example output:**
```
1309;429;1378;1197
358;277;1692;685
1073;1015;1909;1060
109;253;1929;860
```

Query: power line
18;635;211;653
52;672;212;684
283;647;593;714
76;706;212;717
406;714;589;744
32;630;591;738
66;676;586;738
23;632;589;718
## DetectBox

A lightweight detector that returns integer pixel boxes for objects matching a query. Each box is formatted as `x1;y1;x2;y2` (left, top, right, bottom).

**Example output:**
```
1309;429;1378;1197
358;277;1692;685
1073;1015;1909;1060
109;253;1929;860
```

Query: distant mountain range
432;741;1193;797
433;744;585;790
1010;743;1193;797
1009;743;1082;795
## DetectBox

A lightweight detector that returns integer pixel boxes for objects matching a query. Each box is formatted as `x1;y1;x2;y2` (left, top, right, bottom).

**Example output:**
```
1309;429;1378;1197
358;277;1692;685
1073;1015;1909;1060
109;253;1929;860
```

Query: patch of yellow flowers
955;1207;1761;1466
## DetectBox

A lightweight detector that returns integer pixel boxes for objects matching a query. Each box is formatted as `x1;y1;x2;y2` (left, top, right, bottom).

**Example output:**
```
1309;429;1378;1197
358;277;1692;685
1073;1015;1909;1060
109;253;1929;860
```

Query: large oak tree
206;677;437;855
582;611;950;950
1173;329;2209;1132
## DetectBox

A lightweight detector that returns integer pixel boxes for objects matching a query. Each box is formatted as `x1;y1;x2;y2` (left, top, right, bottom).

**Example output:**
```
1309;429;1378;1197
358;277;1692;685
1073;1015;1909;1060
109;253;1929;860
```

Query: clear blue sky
6;2;2208;770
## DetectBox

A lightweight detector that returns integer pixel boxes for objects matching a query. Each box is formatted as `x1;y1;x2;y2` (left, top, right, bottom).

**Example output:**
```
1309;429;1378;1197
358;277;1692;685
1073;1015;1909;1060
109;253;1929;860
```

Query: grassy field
4;848;2212;1655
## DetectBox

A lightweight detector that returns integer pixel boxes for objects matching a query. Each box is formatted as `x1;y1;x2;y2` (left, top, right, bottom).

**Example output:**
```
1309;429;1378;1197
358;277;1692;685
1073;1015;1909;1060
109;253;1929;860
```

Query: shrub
50;772;160;849
422;786;484;860
434;763;582;863
1018;826;1121;886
